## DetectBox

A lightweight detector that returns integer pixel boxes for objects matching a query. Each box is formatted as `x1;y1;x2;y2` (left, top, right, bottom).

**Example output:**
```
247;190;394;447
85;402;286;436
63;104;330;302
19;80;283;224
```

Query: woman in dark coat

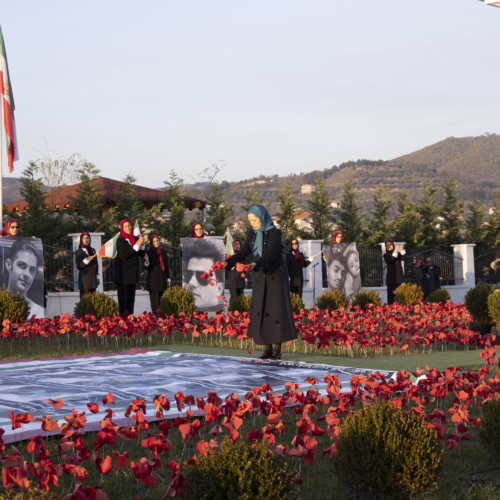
145;234;170;315
75;232;99;298
114;218;146;315
225;205;296;360
286;238;311;299
226;239;246;303
383;239;405;305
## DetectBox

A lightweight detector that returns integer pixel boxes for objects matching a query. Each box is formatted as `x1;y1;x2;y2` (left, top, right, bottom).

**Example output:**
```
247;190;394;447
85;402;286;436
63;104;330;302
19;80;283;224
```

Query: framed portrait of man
0;237;45;318
181;238;225;312
324;241;361;302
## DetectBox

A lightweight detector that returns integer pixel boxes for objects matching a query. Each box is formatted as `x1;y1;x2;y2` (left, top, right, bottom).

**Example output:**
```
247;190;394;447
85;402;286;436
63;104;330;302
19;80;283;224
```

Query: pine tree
440;177;464;248
333;180;364;244
392;191;419;250
161;170;190;246
465;198;487;250
71;162;103;231
276;183;299;246
116;173;144;222
307;178;332;242
486;189;500;247
206;183;233;236
415;182;441;247
365;188;392;247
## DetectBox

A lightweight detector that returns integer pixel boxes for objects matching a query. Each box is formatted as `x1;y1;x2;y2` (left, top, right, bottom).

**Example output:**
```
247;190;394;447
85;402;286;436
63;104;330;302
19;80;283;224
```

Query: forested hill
218;134;500;219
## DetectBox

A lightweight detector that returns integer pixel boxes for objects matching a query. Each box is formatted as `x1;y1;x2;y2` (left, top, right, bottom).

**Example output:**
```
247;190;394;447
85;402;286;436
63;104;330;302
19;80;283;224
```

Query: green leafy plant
183;436;298;500
73;291;118;319
315;289;347;310
464;282;494;323
228;294;252;313
478;396;500;464
0;288;30;322
333;399;443;499
351;289;382;309
159;286;195;317
290;292;305;314
487;288;500;325
393;282;423;306
425;288;451;305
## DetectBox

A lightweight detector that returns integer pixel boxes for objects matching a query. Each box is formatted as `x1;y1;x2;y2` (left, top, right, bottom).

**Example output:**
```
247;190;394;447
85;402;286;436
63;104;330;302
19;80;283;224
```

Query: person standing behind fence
114;219;147;315
383;239;405;305
286;238;311;299
1;218;20;237
145;235;170;315
75;232;99;298
191;222;205;238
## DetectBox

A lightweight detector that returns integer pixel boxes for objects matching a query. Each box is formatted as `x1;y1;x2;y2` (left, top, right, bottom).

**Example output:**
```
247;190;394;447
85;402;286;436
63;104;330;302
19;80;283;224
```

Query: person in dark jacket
225;205;297;360
286;238;311;299
383;239;405;305
426;256;441;290
145;234;170;315
226;239;246;302
114;218;147;315
75;232;99;298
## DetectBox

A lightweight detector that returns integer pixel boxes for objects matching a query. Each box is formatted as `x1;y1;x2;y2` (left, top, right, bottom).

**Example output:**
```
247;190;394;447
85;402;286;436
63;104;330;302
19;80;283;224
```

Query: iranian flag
98;233;119;259
0;26;18;173
225;228;234;259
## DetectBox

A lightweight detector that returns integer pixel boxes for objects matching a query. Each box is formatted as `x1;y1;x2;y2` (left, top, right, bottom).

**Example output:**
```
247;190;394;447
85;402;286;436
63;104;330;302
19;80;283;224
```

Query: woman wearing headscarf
191;222;205;238
75;232;99;298
114;219;147;315
1;218;20;237
226;205;296;360
286;238;311;299
144;234;170;315
383;239;405;305
226;239;246;303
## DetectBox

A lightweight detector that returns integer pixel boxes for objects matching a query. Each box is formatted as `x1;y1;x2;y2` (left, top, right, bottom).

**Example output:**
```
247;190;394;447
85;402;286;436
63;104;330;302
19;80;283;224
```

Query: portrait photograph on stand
324;241;361;302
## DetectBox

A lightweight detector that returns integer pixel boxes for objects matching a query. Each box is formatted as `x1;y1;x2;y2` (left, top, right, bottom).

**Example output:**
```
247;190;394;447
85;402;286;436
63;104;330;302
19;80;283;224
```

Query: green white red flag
98;233;119;259
0;26;18;173
225;228;234;259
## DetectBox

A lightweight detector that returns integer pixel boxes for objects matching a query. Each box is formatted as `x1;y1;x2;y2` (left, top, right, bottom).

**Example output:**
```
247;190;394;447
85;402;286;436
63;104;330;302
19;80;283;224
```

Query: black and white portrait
0;237;45;318
324;242;361;302
181;238;225;312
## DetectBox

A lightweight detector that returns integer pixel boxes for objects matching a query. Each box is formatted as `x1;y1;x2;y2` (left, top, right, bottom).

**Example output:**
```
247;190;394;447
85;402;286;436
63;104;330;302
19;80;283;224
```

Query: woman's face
233;241;241;251
122;222;132;234
347;252;360;276
291;240;298;249
335;233;343;244
82;235;91;246
194;224;204;237
9;222;19;236
152;237;160;248
248;213;262;230
386;242;394;252
6;249;38;296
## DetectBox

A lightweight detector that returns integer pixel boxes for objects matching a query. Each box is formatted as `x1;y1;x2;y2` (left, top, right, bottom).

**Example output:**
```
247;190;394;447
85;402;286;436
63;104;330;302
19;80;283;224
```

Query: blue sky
1;0;499;188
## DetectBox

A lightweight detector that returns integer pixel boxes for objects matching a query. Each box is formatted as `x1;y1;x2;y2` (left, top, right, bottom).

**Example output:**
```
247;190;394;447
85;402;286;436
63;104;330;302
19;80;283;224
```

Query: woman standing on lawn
144;234;170;315
286;238;311;299
225;205;296;360
383;239;405;305
75;232;99;298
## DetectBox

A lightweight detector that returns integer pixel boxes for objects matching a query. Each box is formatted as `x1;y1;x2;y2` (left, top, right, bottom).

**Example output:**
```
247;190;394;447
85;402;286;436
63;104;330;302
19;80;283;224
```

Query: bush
487;288;500;325
333;399;443;499
393;283;423;306
0;288;30;322
290;292;305;313
74;291;118;319
315;289;347;310
478;396;500;464
425;288;451;305
159;286;195;317
183;436;298;500
351;289;382;309
228;294;252;313
464;282;494;323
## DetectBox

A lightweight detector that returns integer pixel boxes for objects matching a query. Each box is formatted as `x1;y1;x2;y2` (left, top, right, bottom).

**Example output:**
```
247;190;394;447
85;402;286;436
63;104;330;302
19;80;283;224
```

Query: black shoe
270;350;282;360
259;347;273;359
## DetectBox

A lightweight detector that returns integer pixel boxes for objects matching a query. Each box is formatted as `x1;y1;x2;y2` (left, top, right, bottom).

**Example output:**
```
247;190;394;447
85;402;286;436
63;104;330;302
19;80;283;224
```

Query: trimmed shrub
333;399;443;499
159;286;195;317
464;282;494;323
425;288;451;305
228;294;252;313
478;396;500;464
487;288;500;325
315;289;347;310
290;292;305;314
183;436;298;500
393;282;423;306
74;291;118;319
0;288;30;322
351;289;382;309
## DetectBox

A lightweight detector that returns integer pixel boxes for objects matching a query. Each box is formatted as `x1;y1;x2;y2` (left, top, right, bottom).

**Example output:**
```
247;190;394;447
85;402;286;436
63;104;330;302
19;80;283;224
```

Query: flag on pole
0;27;18;173
98;233;119;259
133;220;141;238
225;228;234;259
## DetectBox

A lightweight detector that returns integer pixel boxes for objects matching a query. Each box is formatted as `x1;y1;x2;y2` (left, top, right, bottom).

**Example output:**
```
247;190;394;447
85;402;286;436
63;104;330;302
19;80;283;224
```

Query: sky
1;0;499;189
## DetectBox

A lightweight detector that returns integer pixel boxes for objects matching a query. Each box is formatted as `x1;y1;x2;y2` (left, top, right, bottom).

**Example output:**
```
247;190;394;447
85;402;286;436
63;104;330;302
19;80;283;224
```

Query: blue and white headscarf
248;205;275;257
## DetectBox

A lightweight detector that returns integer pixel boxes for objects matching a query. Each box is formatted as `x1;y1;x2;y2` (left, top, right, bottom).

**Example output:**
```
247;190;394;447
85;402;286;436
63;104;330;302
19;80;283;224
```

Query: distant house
273;211;314;234
4;176;206;215
330;201;340;209
301;184;316;194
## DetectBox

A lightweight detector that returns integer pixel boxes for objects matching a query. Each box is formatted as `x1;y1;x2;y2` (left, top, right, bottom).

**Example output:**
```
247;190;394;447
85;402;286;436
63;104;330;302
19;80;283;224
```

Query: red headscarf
120;219;137;246
232;239;241;252
332;231;344;244
191;222;205;238
150;234;165;272
290;239;305;267
385;239;395;254
2;218;20;237
79;232;97;267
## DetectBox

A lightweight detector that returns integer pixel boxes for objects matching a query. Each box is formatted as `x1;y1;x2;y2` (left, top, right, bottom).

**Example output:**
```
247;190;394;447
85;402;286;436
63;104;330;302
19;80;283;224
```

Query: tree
116;173;144;222
71;162;103;231
333;180;364;244
392;191;419;249
465;198;487;250
365;188;392;247
307;178;332;242
415;182;441;247
205;183;233;235
440;177;464;248
161;170;190;246
486;189;500;248
276;183;299;246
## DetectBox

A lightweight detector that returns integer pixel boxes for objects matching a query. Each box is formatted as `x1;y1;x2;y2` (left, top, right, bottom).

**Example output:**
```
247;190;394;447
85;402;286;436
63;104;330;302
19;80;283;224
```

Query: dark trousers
229;288;243;303
387;284;398;305
149;290;164;315
117;284;136;315
290;284;303;299
79;288;96;299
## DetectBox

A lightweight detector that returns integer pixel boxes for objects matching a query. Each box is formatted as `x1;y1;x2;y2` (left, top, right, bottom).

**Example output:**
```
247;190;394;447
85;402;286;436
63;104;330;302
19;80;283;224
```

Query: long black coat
75;247;99;291
383;251;405;285
286;251;311;288
226;228;296;345
114;237;144;286
146;247;170;292
226;267;246;289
